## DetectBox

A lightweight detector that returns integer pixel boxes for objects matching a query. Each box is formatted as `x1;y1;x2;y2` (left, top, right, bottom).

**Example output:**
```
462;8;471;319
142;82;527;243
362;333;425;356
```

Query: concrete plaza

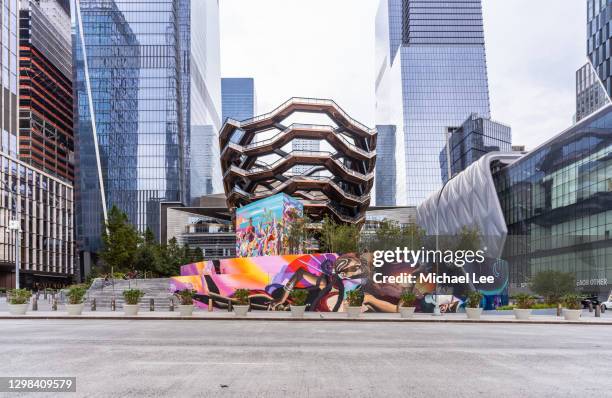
0;319;610;397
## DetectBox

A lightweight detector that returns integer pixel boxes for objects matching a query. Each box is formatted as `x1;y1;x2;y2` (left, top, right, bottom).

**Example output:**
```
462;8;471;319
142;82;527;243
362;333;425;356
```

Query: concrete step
85;278;174;310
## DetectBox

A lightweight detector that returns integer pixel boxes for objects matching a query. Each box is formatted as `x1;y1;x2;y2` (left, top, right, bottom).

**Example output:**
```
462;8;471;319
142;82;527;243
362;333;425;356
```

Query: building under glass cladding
375;0;491;206
588;0;612;96
440;114;511;182
190;0;222;201
221;78;255;123
418;105;612;298
73;0;191;272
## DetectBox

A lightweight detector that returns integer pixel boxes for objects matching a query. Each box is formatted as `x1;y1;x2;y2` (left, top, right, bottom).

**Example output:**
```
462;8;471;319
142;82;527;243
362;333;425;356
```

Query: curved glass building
418;105;612;297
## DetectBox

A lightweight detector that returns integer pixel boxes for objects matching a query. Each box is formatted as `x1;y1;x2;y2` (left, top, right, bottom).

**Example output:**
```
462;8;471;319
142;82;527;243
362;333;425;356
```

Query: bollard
602;305;606;313
111;298;116;311
52;298;57;311
150;298;154;312
169;300;174;312
228;300;232;312
32;296;38;311
588;301;593;312
595;304;601;317
208;298;213;312
44;289;47;300
91;298;96;311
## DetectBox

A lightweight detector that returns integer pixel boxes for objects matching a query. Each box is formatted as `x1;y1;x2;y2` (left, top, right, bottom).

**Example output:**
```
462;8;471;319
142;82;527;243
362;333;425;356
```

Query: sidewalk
1;308;611;324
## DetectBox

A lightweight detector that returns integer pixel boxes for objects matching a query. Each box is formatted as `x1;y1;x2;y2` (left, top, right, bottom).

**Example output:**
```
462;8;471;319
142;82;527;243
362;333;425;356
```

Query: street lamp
8;218;20;289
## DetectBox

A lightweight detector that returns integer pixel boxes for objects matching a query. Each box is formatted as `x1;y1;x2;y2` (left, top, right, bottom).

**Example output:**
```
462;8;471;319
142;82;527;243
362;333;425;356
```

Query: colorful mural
168;253;493;313
235;193;304;257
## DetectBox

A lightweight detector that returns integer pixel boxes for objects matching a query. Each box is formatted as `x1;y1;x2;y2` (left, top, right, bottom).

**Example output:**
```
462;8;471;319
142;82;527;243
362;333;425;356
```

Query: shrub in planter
122;289;144;316
513;293;535;320
7;289;31;315
561;294;582;321
66;285;87;315
465;291;484;320
233;288;250;317
289;289;308;318
346;289;364;318
175;289;196;316
398;291;417;318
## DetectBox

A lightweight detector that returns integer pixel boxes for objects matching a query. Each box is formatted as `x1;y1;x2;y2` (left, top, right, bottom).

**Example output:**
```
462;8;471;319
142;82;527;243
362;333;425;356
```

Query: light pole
8;218;20;289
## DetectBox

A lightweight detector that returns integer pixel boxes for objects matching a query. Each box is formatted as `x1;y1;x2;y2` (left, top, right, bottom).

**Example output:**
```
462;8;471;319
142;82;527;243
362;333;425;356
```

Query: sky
220;0;586;150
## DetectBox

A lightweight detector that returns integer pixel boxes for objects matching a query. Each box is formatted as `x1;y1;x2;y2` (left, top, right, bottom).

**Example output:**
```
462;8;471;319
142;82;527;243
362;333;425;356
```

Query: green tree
155;237;183;276
453;226;481;251
531;270;576;305
320;216;361;253
133;228;159;276
399;223;426;251
100;206;140;273
286;214;312;254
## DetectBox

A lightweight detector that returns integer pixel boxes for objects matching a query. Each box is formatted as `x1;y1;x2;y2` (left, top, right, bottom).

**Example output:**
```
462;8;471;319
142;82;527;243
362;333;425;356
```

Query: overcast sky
220;0;586;150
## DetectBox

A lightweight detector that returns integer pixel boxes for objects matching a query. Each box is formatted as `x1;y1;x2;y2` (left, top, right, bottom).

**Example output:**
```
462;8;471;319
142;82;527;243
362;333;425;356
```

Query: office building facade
190;0;222;201
440;114;512;182
375;0;491;206
221;78;255;122
19;0;73;183
0;0;74;288
73;0;190;273
0;154;75;289
418;106;612;297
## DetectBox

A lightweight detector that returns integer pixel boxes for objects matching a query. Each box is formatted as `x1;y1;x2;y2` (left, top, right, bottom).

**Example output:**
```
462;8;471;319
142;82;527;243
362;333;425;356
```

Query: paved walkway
2;319;611;397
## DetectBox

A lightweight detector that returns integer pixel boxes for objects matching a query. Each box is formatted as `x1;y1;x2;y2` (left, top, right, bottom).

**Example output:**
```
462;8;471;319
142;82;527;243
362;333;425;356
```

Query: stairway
86;278;174;311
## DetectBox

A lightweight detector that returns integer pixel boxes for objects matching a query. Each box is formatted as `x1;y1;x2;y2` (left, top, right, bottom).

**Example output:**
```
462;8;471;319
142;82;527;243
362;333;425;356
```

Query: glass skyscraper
190;0;222;201
441;114;512;183
221;78;255;122
73;0;190;260
375;0;491;206
588;0;612;96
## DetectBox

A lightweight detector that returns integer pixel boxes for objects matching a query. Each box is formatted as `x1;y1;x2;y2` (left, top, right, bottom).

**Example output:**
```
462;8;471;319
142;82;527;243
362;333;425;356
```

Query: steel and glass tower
190;0;222;201
375;0;491;206
588;0;612;96
73;0;190;261
221;78;255;122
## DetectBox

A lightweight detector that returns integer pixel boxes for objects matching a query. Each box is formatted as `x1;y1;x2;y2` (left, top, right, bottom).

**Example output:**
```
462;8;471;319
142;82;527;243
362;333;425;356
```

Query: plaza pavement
0;318;611;397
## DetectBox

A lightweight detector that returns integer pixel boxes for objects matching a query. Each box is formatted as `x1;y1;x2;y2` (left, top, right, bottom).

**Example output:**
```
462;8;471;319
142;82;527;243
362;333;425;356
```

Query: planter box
66;303;84;316
179;305;194;317
513;308;532;320
466;307;483;320
123;304;140;316
233;305;249;317
399;306;415;318
563;309;581;321
8;303;28;315
290;305;306;318
347;306;361;318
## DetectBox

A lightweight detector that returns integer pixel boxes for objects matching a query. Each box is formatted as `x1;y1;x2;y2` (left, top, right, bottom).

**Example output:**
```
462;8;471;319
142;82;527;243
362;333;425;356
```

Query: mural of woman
271;253;369;311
